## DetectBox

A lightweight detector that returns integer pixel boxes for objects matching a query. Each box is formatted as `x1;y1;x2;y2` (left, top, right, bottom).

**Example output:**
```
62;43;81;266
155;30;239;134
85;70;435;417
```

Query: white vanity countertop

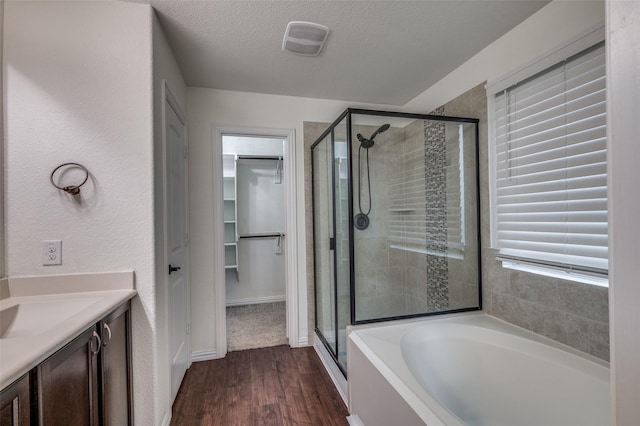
0;271;136;390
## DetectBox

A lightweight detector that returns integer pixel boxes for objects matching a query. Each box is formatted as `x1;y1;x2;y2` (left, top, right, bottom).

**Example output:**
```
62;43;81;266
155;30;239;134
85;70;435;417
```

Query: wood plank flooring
171;345;349;426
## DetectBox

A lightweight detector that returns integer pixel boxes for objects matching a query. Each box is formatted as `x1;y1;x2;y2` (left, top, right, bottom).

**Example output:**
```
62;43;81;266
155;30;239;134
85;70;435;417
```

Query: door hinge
183;146;188;159
187;322;191;335
184;233;190;247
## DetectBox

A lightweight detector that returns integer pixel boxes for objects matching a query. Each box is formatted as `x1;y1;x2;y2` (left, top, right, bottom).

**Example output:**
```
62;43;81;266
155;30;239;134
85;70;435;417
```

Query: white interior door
166;93;190;401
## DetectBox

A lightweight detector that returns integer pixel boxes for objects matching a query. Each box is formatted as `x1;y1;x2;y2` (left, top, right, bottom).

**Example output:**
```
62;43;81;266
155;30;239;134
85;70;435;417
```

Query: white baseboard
225;295;286;307
297;336;309;346
313;333;348;406
161;411;172;426
346;414;364;426
191;349;222;362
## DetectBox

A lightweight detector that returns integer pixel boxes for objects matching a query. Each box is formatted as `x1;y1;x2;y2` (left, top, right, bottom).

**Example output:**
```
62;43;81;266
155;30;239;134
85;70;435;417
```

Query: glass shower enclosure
311;109;482;375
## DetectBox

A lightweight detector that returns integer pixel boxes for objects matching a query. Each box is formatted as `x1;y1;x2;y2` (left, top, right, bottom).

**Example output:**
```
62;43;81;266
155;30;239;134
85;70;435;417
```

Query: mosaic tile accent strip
424;109;449;311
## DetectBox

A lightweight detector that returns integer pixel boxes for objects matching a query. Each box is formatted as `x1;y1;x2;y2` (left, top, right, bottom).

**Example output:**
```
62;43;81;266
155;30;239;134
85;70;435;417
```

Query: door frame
213;126;298;358
162;81;191;398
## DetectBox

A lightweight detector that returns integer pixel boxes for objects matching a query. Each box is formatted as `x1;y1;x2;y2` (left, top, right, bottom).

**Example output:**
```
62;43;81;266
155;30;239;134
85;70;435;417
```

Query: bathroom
1;0;639;425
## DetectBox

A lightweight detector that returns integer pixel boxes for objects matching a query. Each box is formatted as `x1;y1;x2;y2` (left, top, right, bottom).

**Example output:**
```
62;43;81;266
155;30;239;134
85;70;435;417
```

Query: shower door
312;132;336;356
312;115;352;375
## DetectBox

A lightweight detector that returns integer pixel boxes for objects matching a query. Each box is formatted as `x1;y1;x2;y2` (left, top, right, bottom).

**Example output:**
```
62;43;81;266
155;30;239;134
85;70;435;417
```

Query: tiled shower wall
443;83;609;361
392;119;432;315
423;110;450;311
351;125;407;320
304;117;478;327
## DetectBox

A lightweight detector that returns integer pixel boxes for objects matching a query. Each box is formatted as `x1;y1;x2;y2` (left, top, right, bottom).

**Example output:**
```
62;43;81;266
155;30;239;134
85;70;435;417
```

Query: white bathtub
347;314;611;426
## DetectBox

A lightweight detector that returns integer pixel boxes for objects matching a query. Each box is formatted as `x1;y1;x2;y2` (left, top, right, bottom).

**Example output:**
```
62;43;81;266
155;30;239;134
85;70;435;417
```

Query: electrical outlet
42;240;62;265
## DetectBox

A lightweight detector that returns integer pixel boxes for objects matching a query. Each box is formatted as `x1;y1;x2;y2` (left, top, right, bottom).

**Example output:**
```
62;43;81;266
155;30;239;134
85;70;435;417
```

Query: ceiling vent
282;21;330;57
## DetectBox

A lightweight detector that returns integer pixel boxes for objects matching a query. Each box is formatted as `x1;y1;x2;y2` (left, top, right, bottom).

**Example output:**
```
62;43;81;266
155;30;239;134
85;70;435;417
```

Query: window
489;38;607;281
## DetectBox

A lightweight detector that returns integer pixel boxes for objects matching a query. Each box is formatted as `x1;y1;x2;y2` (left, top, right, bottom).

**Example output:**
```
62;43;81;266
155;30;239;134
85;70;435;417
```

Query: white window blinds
493;42;607;275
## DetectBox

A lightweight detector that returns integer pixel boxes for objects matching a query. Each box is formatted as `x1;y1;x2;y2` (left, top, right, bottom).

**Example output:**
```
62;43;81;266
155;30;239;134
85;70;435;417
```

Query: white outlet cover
42;240;62;265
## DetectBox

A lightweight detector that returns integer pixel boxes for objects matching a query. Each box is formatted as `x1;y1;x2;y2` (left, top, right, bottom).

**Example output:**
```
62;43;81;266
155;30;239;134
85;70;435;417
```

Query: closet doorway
213;128;298;357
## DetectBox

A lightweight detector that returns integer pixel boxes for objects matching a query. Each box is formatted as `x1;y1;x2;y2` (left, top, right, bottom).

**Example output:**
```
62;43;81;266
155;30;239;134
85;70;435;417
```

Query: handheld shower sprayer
355;123;391;230
356;123;391;149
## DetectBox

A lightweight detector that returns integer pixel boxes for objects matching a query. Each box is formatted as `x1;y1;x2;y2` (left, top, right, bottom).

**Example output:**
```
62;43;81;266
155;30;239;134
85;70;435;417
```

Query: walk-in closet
222;135;287;351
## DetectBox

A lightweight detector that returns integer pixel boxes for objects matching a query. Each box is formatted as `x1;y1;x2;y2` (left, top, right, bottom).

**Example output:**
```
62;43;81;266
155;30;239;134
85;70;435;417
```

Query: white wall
607;1;640;424
3;2;164;424
0;0;5;278
152;11;187;425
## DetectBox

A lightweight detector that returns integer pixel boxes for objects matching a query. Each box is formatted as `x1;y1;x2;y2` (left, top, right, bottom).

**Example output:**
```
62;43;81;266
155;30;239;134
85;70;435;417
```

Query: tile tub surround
0;271;136;389
442;83;610;361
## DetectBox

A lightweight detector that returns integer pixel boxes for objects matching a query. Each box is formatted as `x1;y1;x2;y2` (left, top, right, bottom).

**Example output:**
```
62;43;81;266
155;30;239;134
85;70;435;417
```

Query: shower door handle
329;237;335;251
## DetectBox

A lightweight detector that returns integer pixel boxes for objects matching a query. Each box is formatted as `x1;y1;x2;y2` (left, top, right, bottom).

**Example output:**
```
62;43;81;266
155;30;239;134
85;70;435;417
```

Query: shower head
370;123;391;140
357;124;391;149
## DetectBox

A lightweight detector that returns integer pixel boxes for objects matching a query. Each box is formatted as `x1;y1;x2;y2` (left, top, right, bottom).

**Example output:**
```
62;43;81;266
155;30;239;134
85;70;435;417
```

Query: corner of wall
151;6;188;422
607;0;640;422
0;0;5;279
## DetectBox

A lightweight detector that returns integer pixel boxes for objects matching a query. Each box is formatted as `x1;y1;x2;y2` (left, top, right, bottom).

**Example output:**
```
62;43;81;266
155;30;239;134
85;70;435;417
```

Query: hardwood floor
171;345;349;425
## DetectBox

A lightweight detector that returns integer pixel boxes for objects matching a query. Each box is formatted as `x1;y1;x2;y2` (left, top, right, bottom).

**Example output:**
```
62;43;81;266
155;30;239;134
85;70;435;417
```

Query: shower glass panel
333;119;351;372
351;115;480;322
312;131;336;356
312;109;481;377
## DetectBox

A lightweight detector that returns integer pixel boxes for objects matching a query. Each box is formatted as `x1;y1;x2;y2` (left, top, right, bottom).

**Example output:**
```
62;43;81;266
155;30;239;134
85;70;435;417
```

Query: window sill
501;260;609;288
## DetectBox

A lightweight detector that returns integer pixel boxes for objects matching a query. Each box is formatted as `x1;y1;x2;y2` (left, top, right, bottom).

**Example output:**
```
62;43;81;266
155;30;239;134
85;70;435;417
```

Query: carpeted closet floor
226;301;287;351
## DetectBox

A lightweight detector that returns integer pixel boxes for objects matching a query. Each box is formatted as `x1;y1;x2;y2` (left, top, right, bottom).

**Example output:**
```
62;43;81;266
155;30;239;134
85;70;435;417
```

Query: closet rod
238;233;285;239
237;155;283;161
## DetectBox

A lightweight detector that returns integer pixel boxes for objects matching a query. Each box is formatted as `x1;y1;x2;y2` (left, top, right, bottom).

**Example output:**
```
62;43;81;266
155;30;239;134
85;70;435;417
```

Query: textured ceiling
130;0;549;106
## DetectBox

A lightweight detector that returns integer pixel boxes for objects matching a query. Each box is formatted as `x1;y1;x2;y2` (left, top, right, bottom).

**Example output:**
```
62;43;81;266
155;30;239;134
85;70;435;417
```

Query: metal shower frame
310;108;483;376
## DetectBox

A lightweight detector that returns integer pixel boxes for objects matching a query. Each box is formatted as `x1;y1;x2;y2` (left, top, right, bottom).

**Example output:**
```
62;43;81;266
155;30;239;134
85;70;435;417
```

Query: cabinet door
0;373;31;426
99;302;132;426
37;326;99;426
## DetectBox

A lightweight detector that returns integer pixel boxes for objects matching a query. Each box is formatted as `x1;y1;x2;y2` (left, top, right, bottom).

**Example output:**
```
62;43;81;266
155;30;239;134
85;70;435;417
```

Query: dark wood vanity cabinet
0;300;133;426
0;373;31;426
37;326;100;426
36;300;132;426
98;303;133;426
